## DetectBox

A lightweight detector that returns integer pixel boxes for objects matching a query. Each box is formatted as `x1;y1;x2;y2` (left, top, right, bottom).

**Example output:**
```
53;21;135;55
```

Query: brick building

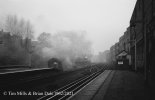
130;0;155;89
109;0;155;88
117;27;131;65
110;45;116;63
130;0;144;71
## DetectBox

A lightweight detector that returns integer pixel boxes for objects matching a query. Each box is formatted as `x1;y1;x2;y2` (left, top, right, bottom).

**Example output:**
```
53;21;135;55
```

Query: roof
117;50;128;57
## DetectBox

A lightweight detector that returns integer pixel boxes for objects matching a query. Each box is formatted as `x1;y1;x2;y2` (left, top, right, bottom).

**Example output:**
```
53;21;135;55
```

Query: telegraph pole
128;40;137;71
142;0;147;82
135;39;137;71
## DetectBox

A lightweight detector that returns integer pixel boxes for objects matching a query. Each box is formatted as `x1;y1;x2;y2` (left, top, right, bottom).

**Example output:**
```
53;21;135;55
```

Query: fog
0;0;136;54
0;0;137;69
33;31;92;70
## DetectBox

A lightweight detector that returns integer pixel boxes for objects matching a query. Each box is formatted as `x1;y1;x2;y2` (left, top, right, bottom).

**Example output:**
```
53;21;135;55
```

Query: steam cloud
34;31;92;70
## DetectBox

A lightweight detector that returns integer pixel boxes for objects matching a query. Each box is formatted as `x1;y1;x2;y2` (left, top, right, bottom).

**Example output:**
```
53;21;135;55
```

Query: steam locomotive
48;58;63;71
75;57;90;66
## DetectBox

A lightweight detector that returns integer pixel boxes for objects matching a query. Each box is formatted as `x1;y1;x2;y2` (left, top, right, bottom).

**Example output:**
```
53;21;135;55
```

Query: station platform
70;69;151;100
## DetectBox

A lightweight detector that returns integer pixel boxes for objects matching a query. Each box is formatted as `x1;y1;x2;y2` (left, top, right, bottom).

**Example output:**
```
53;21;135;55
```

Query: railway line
0;63;108;100
0;64;103;89
0;68;59;87
37;68;104;100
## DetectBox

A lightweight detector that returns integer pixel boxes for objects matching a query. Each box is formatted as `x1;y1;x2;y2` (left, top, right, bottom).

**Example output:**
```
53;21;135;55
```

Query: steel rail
58;71;102;100
37;68;104;100
37;71;98;100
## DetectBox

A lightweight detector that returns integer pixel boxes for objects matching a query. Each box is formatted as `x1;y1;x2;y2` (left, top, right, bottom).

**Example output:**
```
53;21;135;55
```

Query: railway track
37;68;104;100
0;65;102;90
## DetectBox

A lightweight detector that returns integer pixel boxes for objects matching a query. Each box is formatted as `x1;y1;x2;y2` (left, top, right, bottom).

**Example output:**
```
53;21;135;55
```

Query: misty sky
0;0;136;54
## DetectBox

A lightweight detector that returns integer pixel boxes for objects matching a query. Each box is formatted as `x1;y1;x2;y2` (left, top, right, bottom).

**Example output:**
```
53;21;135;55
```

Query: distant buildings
0;30;31;66
98;50;110;63
109;26;131;66
91;50;110;63
109;0;155;89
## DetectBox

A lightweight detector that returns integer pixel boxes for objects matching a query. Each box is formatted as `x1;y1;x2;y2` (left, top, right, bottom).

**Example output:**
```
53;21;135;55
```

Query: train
47;57;91;71
75;57;90;66
47;58;63;71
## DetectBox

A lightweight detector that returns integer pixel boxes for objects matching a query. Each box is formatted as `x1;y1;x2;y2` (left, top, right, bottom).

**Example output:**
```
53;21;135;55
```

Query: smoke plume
34;31;92;70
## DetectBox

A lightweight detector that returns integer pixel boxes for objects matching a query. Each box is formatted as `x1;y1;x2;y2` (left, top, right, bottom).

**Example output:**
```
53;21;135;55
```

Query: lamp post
25;38;33;68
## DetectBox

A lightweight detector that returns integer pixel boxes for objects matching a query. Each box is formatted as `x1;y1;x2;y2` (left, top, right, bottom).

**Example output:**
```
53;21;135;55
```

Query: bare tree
5;15;34;39
24;20;34;39
5;15;18;35
37;32;52;47
0;19;5;30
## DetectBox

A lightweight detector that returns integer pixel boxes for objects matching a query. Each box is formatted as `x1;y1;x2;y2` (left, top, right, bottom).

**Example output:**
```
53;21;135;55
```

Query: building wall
110;45;116;63
130;0;144;70
119;35;124;52
130;0;155;89
109;0;155;75
143;0;155;87
119;27;131;53
115;42;120;57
